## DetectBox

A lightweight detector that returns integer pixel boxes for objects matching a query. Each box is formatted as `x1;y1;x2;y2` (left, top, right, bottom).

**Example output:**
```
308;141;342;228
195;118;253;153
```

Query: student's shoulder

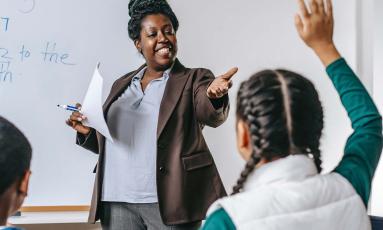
202;208;236;230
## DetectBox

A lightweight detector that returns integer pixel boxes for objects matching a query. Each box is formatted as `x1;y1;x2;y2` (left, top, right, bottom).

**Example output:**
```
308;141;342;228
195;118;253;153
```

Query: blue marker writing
57;104;80;112
1;17;9;32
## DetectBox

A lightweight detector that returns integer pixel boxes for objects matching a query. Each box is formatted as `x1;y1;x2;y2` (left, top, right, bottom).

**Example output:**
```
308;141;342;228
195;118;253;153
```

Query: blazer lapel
157;59;188;139
102;64;146;116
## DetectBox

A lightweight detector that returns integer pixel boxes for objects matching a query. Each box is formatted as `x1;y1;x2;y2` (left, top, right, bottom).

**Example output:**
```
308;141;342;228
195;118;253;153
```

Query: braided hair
128;0;179;41
232;69;324;194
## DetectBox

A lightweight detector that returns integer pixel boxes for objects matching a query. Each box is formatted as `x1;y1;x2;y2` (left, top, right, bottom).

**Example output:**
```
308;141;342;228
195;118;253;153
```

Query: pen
57;104;80;112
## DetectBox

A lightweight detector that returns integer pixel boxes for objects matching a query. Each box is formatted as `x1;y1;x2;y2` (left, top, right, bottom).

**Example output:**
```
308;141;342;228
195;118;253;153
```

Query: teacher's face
135;14;178;71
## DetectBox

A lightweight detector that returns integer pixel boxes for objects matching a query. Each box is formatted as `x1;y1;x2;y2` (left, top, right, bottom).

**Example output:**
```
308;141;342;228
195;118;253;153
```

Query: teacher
66;0;237;229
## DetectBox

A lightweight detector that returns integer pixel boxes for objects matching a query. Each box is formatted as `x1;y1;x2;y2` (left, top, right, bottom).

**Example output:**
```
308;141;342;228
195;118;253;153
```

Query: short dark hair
232;70;324;194
0;116;32;195
128;0;179;41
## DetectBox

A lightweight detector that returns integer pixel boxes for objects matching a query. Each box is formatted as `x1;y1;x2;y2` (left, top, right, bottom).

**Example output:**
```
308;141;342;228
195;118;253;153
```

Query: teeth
157;48;170;55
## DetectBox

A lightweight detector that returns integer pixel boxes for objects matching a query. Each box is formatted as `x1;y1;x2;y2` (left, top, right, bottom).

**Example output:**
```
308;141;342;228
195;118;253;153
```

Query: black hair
0;116;32;195
128;0;179;41
232;69;324;194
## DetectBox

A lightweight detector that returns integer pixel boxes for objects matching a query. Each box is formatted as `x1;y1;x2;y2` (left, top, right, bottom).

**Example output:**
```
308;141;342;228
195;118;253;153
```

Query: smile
156;47;171;55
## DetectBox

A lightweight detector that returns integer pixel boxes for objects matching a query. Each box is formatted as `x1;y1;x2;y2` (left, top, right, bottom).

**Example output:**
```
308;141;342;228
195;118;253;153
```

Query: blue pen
57;104;80;112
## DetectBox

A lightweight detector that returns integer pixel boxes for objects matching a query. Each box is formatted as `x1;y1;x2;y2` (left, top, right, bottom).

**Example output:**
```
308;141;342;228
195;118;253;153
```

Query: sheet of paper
81;63;113;142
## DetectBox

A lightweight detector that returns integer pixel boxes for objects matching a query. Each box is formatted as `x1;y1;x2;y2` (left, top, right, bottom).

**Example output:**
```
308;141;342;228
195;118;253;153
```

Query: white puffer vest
207;155;371;230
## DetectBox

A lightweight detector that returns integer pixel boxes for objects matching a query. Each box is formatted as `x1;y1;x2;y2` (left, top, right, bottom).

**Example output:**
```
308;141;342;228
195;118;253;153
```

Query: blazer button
159;166;165;173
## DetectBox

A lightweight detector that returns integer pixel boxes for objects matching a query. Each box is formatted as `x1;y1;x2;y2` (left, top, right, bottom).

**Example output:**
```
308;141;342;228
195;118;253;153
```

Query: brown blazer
77;59;228;225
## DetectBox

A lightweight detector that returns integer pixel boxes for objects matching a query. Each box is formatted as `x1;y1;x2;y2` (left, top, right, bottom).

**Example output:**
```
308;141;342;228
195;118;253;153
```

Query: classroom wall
371;0;383;217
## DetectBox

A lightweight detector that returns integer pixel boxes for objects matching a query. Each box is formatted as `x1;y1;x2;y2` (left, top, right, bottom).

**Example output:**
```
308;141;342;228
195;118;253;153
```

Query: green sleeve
328;58;383;206
200;208;236;230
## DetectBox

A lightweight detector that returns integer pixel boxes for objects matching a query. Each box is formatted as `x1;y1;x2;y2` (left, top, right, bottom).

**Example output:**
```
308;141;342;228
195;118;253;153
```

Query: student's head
233;70;323;194
0;116;32;216
128;0;179;71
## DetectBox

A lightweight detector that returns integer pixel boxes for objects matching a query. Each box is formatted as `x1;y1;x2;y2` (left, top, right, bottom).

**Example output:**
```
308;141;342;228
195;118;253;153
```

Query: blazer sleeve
76;129;99;154
193;68;230;128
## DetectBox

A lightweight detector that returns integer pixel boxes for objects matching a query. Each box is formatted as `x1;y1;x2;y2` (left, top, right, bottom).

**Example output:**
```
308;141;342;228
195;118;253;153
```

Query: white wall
355;0;374;93
171;0;356;192
370;0;383;217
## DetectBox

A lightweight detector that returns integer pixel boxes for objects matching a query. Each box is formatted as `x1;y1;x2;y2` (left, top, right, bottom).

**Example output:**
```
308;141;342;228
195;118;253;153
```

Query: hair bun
128;0;139;17
127;0;178;41
128;0;170;17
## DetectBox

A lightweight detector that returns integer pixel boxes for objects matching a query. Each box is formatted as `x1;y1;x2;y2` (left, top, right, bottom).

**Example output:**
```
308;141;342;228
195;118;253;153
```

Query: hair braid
232;104;263;194
232;69;324;195
231;76;286;194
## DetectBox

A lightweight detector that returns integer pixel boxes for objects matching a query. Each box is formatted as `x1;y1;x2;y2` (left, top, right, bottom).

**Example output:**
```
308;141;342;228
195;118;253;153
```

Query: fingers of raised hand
297;0;309;18
298;0;327;18
324;0;333;21
309;0;319;14
315;0;325;15
294;14;304;34
325;0;332;16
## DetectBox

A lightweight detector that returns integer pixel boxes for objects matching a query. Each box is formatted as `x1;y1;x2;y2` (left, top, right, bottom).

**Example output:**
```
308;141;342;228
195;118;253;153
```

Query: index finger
297;0;309;18
221;67;238;80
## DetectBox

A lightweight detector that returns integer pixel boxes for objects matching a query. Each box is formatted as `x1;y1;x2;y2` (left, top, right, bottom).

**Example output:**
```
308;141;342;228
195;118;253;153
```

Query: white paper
81;63;113;142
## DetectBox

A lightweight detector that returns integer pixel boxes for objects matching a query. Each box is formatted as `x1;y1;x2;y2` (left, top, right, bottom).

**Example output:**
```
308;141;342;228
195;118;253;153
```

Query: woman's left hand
207;67;238;99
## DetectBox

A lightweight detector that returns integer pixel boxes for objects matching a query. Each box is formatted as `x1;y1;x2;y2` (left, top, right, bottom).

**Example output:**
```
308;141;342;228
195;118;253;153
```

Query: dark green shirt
201;58;383;230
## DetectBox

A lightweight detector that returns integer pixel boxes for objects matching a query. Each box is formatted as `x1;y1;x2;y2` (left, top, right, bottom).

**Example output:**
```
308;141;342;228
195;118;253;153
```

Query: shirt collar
243;154;318;191
132;63;174;82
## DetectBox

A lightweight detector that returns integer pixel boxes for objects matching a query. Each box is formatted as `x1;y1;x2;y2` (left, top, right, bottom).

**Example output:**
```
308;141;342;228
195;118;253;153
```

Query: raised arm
295;0;383;205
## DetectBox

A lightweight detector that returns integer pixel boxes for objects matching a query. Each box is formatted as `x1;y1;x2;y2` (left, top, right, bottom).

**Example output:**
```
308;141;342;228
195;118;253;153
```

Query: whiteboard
0;0;358;207
0;0;141;206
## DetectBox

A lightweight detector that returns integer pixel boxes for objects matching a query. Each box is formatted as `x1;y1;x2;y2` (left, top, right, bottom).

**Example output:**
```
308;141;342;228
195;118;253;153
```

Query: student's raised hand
207;67;238;99
295;0;340;66
65;103;91;135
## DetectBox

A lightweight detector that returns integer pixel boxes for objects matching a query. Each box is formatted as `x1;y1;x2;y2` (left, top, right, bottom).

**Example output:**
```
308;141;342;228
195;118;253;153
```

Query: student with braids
66;0;237;229
201;0;382;229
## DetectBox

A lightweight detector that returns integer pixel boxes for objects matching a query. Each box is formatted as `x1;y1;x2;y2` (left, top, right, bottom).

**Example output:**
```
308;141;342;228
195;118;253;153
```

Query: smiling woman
65;0;238;229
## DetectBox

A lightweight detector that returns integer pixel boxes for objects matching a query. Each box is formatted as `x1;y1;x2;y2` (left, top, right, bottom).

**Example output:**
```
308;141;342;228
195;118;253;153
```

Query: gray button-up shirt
102;66;171;203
